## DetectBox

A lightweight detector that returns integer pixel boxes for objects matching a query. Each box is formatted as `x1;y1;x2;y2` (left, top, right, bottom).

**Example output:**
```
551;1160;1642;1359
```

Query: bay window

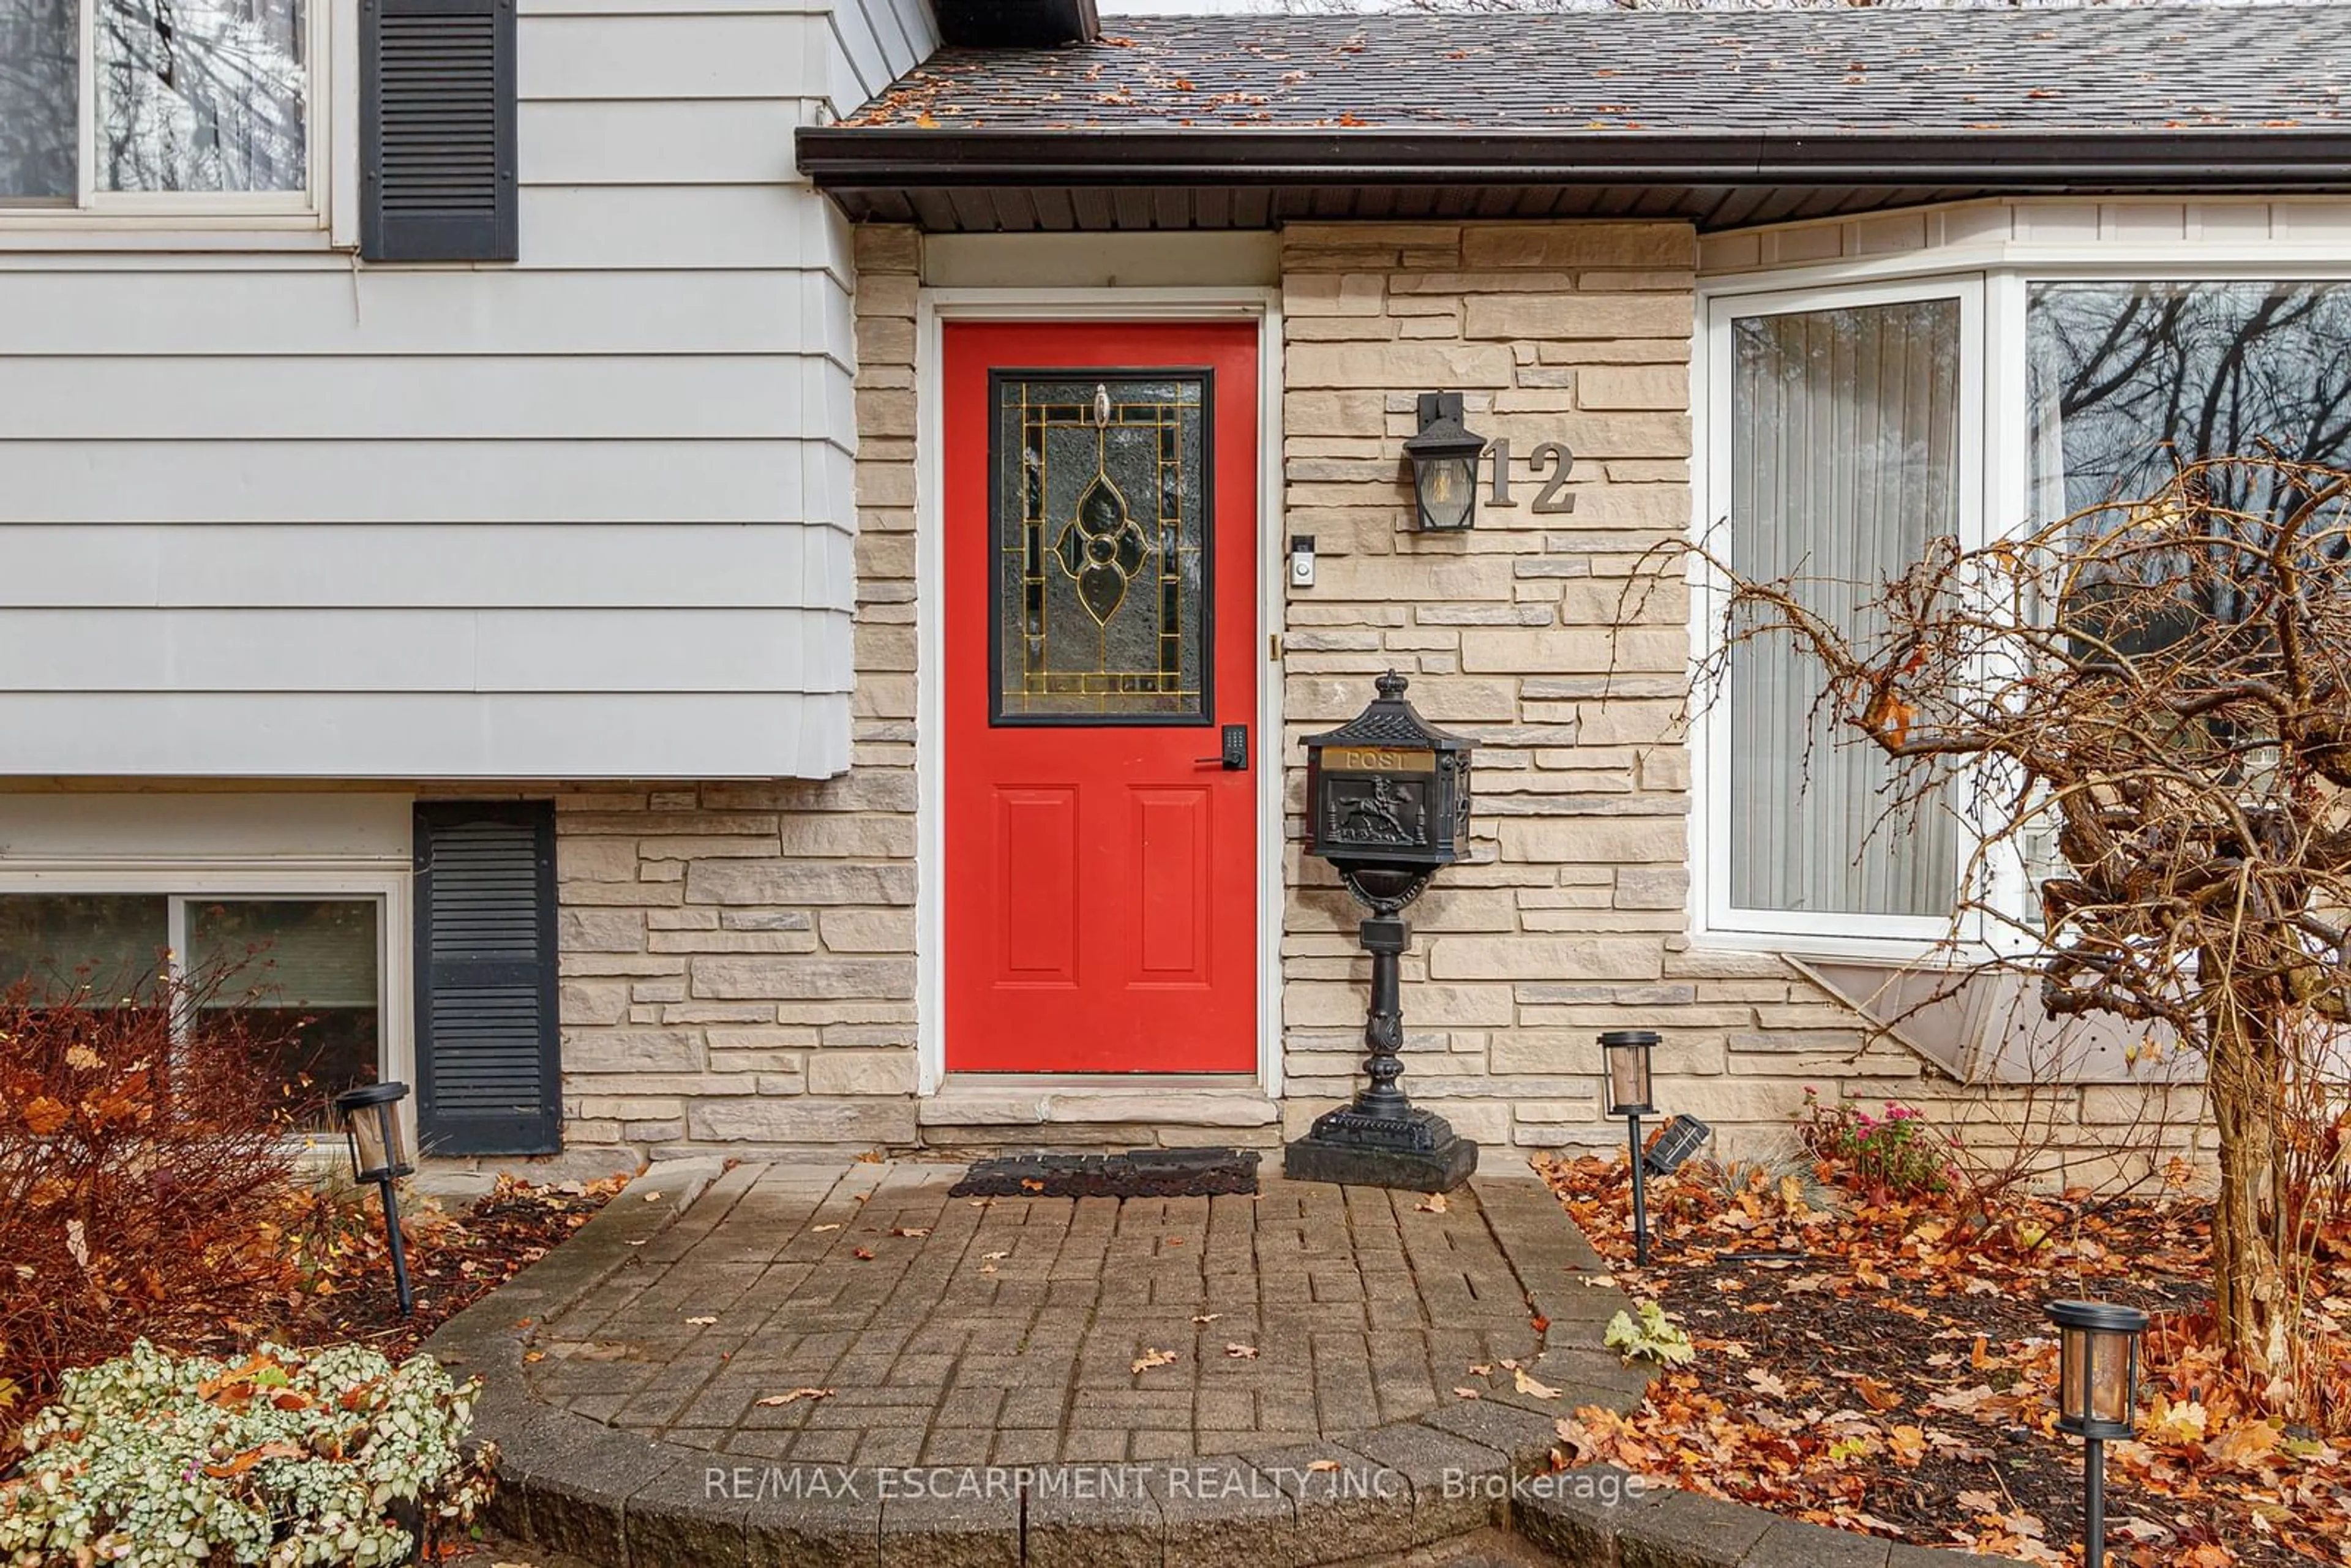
1701;269;2351;953
2028;280;2351;534
0;0;313;208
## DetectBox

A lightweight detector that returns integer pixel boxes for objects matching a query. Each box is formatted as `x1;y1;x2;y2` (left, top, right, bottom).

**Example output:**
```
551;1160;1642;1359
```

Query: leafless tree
1684;453;2351;1390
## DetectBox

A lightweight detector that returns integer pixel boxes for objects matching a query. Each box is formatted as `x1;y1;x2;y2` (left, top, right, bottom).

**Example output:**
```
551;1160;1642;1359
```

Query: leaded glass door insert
992;370;1211;724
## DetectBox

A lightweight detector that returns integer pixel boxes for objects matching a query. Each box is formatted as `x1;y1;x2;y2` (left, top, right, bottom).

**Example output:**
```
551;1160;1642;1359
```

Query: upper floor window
0;0;312;208
1701;272;2351;953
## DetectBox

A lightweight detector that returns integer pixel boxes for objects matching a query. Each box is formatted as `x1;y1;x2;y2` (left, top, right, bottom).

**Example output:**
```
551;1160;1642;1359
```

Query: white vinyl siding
0;523;848;607
0;609;846;691
0;442;840;523
0;694;843;776
0;0;935;781
0;269;849;354
0;356;843;439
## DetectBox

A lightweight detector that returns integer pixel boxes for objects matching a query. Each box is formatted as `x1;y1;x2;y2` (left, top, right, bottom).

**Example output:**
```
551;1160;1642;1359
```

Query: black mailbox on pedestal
1287;671;1480;1193
1305;672;1473;885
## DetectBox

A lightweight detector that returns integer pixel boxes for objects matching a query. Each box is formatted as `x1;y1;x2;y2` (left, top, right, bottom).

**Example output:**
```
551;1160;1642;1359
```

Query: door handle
1196;724;1248;770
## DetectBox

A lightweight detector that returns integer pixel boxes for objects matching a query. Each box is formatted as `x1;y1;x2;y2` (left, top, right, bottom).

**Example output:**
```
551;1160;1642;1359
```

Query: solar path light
334;1081;416;1316
1600;1030;1659;1265
2047;1298;2149;1568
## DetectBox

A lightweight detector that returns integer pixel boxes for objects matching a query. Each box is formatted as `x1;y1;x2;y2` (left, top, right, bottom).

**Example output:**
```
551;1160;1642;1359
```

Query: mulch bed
287;1174;629;1360
1532;1152;2350;1567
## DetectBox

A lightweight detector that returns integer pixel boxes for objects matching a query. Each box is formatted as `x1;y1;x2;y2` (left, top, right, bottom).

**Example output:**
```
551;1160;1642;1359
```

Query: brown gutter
797;126;2351;193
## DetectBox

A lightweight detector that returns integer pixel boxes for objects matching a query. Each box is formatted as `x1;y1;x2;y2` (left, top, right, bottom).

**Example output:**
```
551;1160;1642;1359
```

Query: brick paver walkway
527;1160;1543;1466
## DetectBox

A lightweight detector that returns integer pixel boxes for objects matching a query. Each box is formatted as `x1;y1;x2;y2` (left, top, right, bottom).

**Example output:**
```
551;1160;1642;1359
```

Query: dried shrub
2273;1010;2351;1430
1683;452;2351;1398
0;972;315;1411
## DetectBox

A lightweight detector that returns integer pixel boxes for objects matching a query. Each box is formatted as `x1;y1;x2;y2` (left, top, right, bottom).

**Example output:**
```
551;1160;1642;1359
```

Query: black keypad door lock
1198;724;1249;770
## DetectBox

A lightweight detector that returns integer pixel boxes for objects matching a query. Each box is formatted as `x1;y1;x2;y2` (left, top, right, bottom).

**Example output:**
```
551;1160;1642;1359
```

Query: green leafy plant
1604;1300;1695;1368
0;1338;495;1567
1798;1088;1955;1201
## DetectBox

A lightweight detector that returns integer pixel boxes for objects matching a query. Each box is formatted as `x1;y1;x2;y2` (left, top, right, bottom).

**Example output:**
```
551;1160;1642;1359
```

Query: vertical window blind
1725;298;1962;922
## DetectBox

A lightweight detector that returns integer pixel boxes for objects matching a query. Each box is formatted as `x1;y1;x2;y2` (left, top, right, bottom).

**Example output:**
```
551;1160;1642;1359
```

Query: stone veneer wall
1267;221;1937;1161
551;225;926;1156
1265;220;2205;1182
549;218;2199;1183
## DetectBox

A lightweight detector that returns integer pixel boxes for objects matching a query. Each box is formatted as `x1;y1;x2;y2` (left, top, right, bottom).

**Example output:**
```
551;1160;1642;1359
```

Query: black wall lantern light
1403;392;1485;531
2047;1299;2148;1568
1600;1030;1659;1265
334;1082;416;1316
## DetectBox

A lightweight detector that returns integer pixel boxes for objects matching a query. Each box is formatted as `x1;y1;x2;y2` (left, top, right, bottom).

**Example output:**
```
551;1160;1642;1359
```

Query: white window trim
1692;272;1989;961
1695;250;2351;962
0;865;413;1147
0;0;347;239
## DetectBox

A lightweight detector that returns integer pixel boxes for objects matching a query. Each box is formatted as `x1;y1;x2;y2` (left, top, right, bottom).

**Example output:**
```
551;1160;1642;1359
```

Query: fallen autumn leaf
754;1388;833;1407
1513;1367;1560;1400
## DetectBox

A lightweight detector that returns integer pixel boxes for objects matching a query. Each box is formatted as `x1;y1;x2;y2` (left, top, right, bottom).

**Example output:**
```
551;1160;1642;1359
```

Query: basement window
0;888;384;1125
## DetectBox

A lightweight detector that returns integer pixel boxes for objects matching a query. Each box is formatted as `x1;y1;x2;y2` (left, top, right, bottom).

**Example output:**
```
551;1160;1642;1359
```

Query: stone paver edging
424;1163;2027;1568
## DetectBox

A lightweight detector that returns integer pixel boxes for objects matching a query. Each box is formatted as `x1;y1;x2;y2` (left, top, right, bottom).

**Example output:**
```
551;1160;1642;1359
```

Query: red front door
943;321;1259;1073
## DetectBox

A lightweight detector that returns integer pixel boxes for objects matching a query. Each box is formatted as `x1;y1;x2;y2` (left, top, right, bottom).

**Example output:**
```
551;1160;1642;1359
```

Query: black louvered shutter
414;804;560;1155
361;0;517;263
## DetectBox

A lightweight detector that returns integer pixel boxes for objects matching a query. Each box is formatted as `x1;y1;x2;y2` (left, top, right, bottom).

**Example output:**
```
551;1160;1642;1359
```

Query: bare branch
1683;452;2351;1377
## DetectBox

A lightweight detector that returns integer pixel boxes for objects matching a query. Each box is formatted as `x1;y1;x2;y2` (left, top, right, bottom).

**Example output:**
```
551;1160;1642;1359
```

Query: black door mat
950;1148;1261;1199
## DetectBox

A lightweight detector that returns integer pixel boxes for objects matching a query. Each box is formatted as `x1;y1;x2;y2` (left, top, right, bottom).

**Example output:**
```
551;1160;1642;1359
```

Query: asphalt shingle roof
839;3;2351;135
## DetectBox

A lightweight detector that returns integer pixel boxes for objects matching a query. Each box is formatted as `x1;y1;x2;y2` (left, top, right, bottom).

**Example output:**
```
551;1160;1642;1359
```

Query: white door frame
913;287;1286;1099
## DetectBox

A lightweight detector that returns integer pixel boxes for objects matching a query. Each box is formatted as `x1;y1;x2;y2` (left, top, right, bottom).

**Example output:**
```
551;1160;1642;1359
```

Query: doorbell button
1289;534;1316;588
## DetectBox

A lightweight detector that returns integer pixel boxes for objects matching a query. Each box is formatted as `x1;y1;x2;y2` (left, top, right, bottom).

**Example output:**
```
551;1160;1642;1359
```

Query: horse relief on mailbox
1325;771;1428;849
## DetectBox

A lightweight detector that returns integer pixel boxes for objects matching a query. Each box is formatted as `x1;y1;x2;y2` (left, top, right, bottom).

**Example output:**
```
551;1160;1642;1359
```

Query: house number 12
1484;440;1577;514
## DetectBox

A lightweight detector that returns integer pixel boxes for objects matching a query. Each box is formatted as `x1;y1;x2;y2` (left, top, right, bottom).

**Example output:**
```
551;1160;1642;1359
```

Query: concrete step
918;1073;1282;1150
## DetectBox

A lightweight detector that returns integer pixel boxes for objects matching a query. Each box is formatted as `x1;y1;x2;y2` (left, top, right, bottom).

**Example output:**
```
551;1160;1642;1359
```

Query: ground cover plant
0;1338;496;1566
1536;1128;2351;1566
